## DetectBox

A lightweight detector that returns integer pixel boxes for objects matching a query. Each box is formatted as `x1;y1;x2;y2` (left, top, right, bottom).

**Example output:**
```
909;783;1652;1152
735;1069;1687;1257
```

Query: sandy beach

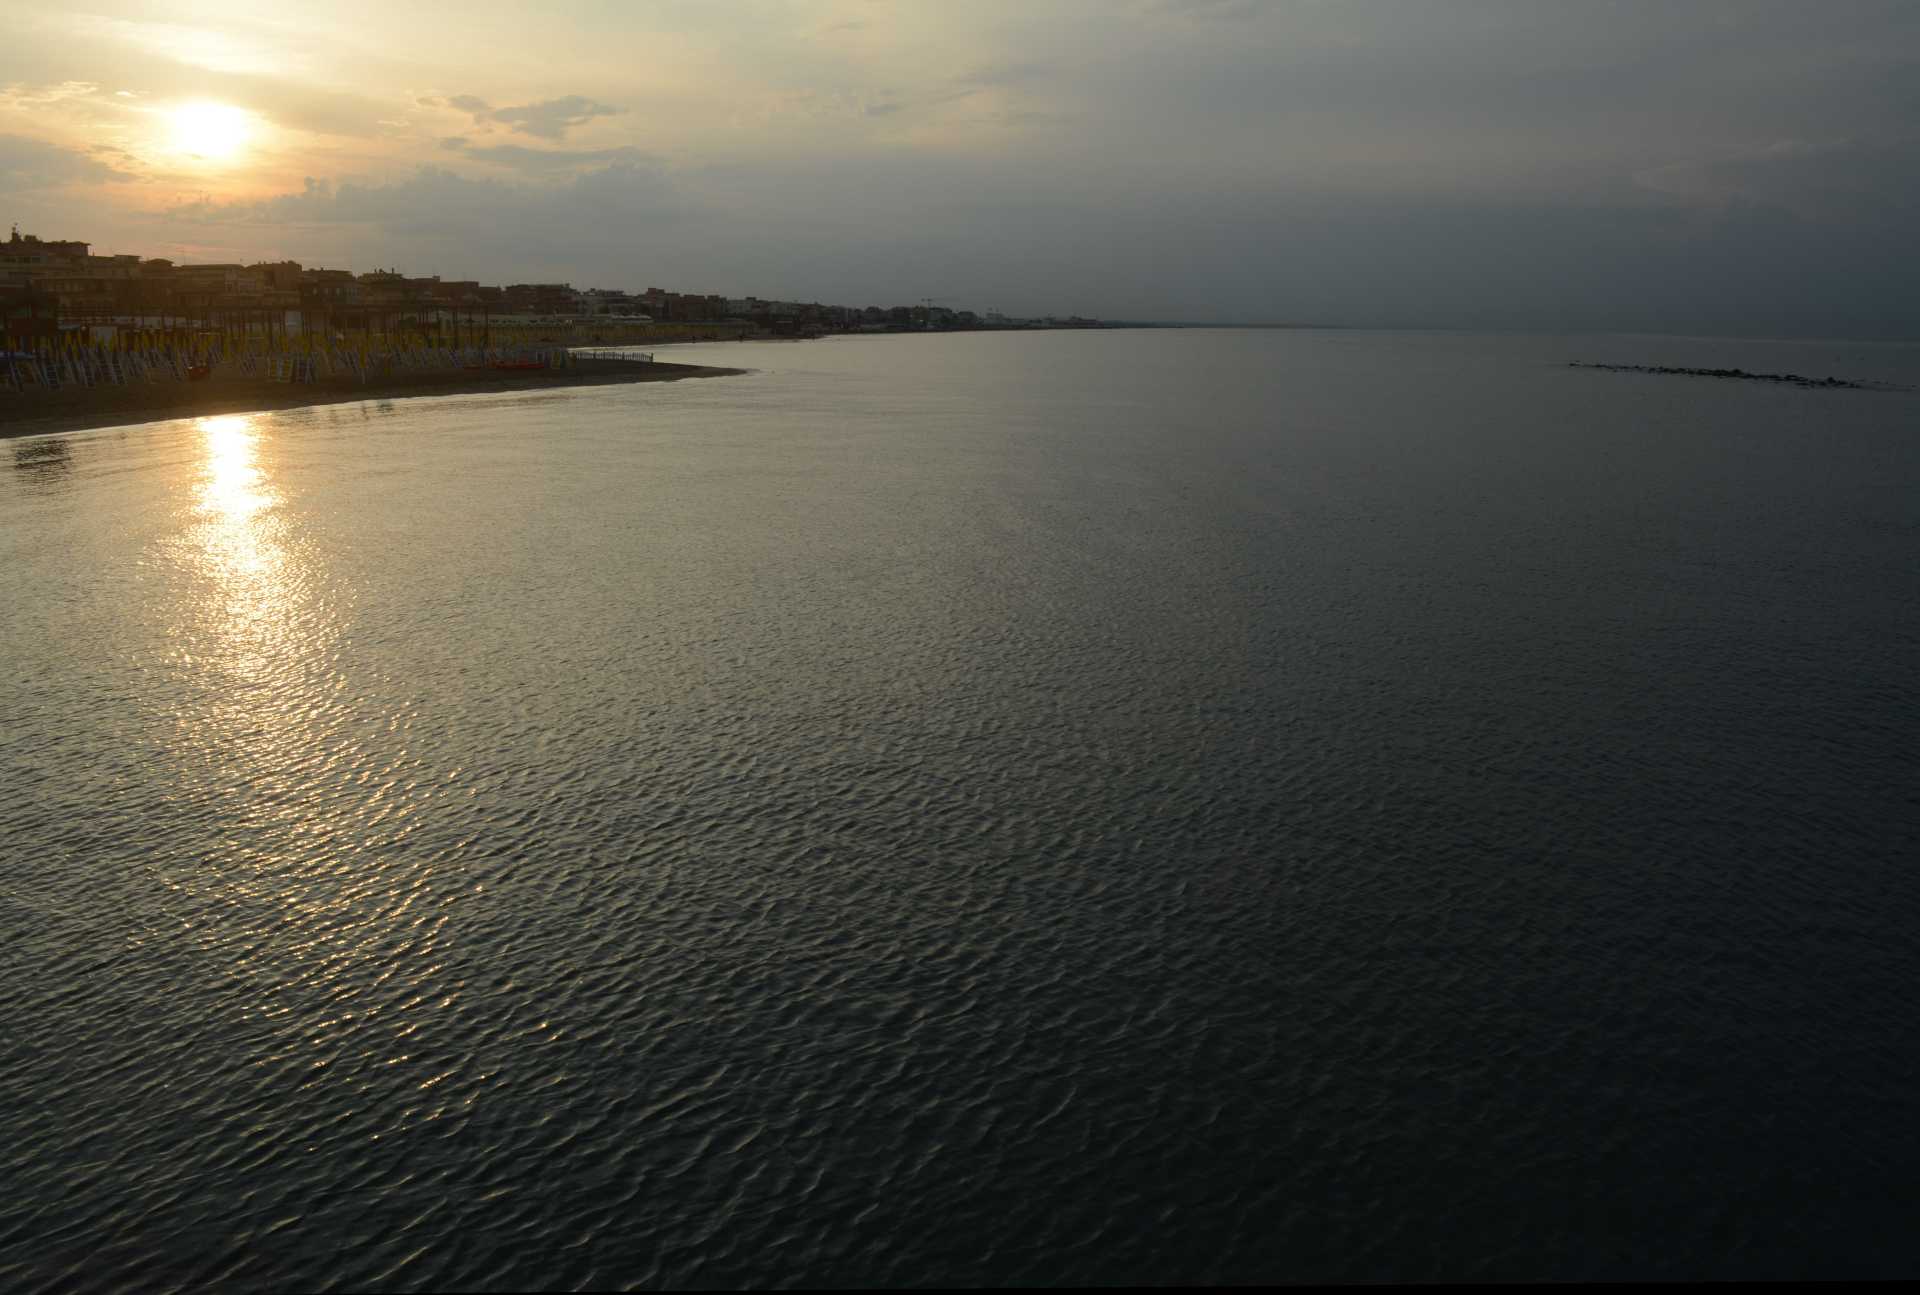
0;356;748;440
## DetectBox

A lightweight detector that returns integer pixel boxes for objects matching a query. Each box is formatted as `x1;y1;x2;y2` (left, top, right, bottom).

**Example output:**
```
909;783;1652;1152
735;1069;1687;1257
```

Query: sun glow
167;101;252;162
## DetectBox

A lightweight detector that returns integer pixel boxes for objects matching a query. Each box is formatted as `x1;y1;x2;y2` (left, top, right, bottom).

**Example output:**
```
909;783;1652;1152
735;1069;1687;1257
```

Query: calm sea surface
3;329;1918;1287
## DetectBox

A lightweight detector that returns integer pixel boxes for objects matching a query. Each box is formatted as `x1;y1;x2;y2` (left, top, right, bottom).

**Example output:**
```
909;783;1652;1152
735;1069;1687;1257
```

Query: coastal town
0;223;1120;437
0;226;1109;347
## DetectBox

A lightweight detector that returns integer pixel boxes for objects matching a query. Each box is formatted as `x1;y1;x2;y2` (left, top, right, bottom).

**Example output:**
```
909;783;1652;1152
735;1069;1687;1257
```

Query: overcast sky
3;0;1917;334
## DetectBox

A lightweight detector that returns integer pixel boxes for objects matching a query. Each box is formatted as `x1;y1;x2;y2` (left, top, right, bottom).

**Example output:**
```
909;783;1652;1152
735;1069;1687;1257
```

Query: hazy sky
3;0;1918;333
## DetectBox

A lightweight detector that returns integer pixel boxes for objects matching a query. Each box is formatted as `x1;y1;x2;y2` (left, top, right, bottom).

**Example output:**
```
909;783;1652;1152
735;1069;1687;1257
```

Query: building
250;260;304;291
503;283;579;316
0;230;147;325
581;287;638;315
1;225;1015;346
1;228;90;279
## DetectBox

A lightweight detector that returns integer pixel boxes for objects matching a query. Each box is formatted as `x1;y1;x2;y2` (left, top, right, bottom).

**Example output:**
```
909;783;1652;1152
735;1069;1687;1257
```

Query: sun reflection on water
167;413;467;1094
199;413;274;524
190;413;290;667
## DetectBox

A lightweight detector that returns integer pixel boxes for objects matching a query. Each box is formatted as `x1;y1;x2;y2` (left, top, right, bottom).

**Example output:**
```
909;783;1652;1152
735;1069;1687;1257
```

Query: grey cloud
132;138;1920;337
443;138;656;175
157;162;695;272
1150;0;1268;21
1636;138;1920;225
668;146;1920;335
445;94;623;139
491;95;622;139
936;0;1920;238
0;134;135;187
961;60;1056;88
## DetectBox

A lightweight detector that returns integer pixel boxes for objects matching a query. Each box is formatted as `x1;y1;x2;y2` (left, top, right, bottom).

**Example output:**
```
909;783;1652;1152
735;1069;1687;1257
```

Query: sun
167;102;253;162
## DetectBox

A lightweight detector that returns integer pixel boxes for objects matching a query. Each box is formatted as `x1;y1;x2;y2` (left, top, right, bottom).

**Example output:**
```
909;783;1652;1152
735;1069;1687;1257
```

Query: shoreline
0;357;748;440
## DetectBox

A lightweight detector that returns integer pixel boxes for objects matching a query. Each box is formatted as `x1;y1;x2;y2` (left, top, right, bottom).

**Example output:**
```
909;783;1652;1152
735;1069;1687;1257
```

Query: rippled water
3;329;1918;1287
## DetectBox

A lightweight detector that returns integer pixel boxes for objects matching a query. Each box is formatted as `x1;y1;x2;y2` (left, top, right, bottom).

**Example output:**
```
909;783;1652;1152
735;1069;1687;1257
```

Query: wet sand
0;357;748;440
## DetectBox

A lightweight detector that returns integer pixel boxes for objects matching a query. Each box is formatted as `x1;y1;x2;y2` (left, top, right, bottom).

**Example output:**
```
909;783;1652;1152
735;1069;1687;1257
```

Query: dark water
3;329;1917;1287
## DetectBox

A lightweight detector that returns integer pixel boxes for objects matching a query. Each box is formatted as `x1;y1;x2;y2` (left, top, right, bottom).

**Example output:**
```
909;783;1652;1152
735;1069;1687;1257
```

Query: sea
2;328;1917;1288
